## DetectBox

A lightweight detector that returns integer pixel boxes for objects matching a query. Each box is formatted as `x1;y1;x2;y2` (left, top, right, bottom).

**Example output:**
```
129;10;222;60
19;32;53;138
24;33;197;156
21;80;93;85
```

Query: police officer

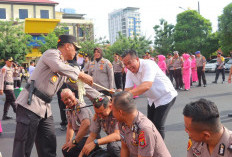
112;53;124;90
172;51;183;90
83;53;90;74
88;47;114;96
13;62;21;88
61;88;93;157
111;91;171;157
183;99;232;157
195;51;207;87
212;52;225;84
166;53;174;83
228;65;232;117
12;35;101;157
79;95;121;157
0;57;17;120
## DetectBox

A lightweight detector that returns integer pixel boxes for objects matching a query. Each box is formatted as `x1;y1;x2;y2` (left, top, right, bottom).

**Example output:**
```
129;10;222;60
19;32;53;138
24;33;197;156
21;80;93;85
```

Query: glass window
0;8;6;19
78;28;84;37
40;10;49;19
19;9;28;19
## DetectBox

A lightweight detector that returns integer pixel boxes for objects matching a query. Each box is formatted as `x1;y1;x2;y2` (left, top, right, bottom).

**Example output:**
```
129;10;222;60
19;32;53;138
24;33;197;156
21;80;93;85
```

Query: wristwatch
72;139;77;144
94;139;99;147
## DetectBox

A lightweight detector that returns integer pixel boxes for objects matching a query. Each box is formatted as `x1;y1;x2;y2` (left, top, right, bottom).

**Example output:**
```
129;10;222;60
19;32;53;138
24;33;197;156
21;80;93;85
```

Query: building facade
108;7;141;44
0;0;58;21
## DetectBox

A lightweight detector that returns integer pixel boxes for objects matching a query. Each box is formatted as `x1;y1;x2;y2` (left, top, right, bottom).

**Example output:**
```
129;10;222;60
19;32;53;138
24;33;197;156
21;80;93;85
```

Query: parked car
225;58;232;72
205;58;229;72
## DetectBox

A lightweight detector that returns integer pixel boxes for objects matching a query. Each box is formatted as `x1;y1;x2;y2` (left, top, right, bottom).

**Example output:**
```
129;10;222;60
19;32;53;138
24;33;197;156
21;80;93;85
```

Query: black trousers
3;90;16;116
13;105;57;157
167;70;174;84
14;80;21;88
114;72;123;89
147;97;176;139
122;72;126;90
197;66;206;86
21;76;28;83
215;68;225;82
62;137;88;157
173;69;183;89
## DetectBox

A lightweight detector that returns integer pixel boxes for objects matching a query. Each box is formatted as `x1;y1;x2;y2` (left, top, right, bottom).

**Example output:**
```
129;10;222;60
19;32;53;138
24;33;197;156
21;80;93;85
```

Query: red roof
0;0;58;4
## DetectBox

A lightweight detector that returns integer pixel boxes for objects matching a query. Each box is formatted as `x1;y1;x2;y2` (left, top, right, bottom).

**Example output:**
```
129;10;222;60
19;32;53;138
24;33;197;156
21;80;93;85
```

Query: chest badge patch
51;75;58;83
187;139;192;150
139;131;146;147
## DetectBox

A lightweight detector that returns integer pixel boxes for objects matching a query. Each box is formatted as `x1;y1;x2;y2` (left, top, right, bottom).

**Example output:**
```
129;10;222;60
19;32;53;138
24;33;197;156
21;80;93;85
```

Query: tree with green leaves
0;20;32;63
218;3;232;56
36;25;68;53
108;32;152;60
174;10;215;56
153;19;175;55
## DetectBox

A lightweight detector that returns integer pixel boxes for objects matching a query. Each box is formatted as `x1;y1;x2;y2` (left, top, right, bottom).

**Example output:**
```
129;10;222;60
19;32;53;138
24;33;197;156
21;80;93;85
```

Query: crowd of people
0;34;231;157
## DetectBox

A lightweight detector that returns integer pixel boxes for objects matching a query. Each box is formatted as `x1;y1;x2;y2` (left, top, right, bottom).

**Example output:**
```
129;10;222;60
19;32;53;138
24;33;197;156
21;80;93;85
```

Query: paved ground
0;73;232;157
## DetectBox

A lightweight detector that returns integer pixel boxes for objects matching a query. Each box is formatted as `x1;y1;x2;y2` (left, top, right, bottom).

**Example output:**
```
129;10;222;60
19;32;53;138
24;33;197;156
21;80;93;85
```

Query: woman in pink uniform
157;55;167;74
191;55;198;82
182;54;191;91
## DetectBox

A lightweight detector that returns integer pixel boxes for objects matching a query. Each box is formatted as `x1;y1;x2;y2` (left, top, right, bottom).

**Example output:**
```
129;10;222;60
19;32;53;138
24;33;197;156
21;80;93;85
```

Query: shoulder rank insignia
218;143;225;156
51;75;58;83
139;131;146;147
187;139;192;150
68;78;78;84
108;63;112;69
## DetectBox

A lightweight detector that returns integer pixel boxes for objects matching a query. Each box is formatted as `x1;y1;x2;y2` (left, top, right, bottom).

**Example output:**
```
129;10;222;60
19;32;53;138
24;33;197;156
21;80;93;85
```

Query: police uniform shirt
166;57;174;70
0;65;14;90
119;111;171;157
187;127;232;157
172;57;183;69
13;68;21;80
113;60;124;73
90;112;118;135
217;56;225;69
16;49;101;118
83;61;90;73
196;55;206;67
88;58;114;90
66;101;93;136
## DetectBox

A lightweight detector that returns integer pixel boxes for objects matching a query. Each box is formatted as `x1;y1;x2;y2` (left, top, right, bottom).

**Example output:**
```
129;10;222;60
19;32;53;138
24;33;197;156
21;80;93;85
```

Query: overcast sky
54;0;232;40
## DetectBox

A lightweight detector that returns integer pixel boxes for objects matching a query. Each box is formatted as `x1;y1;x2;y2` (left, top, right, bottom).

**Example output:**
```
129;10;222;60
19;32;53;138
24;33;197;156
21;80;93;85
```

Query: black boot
2;114;12;120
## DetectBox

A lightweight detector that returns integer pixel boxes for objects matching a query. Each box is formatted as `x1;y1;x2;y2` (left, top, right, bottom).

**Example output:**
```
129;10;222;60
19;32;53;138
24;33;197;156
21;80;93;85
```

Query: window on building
78;28;84;37
0;8;6;19
62;27;69;35
19;9;28;19
40;10;49;19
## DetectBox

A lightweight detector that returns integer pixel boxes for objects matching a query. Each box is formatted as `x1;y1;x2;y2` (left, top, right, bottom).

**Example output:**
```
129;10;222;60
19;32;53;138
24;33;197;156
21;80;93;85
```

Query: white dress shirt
125;59;178;107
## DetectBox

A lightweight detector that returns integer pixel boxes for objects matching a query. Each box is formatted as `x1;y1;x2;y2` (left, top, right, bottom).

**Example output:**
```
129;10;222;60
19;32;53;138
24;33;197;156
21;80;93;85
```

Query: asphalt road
0;73;232;157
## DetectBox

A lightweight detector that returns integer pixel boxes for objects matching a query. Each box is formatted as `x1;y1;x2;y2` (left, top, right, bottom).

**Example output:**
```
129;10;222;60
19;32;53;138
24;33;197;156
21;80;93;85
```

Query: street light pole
198;1;200;14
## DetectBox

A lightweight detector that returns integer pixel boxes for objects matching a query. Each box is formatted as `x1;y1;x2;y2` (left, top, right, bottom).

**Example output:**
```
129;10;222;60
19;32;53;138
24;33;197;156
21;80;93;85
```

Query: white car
225;59;232;72
205;59;217;72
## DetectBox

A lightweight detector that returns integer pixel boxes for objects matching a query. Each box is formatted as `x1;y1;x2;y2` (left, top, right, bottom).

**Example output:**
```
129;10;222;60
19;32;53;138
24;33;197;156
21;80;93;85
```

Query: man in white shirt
122;50;178;139
28;61;35;76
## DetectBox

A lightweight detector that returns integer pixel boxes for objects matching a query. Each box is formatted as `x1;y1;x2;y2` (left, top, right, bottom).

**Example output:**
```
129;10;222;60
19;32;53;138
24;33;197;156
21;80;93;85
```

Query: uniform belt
4;82;14;85
25;84;52;103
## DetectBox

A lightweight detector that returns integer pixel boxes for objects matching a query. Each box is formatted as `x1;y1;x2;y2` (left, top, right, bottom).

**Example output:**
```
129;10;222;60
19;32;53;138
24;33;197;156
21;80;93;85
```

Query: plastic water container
14;87;23;98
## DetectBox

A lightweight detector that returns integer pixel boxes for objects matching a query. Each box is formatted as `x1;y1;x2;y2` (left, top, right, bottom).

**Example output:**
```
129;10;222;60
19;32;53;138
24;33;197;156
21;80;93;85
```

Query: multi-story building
56;9;94;42
108;7;141;44
0;0;58;21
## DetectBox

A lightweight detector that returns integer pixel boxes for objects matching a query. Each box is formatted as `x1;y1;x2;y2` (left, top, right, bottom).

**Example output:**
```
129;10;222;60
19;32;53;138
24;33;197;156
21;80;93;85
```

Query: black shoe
228;113;232;117
60;125;67;131
2;116;13;120
197;85;201;87
212;81;217;84
203;84;206;87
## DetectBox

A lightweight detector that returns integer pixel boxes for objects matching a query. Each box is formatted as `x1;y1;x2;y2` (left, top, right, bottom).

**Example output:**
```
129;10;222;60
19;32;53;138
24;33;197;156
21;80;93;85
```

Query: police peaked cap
57;35;81;51
4;56;13;61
